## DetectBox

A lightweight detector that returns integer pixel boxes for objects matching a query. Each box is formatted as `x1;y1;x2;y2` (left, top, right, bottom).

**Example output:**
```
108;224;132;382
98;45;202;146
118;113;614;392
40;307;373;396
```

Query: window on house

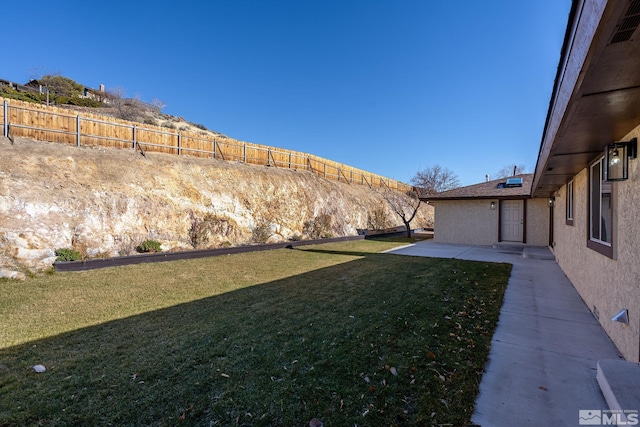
588;158;613;257
566;180;574;225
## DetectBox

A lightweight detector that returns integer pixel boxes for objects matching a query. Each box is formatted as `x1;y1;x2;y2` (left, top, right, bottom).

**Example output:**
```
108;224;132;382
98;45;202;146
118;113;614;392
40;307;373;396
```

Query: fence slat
0;97;411;192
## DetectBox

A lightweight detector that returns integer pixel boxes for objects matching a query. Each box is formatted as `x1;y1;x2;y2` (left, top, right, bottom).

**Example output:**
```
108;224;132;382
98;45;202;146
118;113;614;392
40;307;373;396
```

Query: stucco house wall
525;198;550;247
552;126;640;361
433;200;498;245
433;198;549;246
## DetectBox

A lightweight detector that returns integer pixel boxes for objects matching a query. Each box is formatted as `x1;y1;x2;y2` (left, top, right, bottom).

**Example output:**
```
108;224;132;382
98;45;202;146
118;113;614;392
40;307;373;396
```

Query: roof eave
533;0;640;198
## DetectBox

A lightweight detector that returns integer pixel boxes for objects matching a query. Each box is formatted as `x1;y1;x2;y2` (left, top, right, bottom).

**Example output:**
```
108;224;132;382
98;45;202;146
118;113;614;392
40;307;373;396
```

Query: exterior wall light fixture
548;197;555;208
605;138;637;181
490;201;496;210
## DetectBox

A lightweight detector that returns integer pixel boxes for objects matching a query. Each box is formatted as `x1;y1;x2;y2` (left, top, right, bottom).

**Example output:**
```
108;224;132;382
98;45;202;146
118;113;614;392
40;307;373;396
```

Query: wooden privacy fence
1;98;412;192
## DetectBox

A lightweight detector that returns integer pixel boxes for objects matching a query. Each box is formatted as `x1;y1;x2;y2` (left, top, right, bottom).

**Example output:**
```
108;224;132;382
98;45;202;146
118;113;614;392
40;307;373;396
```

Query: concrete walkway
387;240;623;426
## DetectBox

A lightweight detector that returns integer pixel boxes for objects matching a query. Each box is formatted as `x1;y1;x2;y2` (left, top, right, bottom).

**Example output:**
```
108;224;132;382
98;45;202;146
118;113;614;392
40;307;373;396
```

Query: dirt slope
0;137;432;273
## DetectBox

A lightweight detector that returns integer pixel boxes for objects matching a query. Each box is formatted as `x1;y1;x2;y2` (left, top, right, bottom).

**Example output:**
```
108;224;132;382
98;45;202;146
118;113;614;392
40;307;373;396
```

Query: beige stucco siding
433;198;549;246
433;200;498;245
552;126;640;361
526;198;550;246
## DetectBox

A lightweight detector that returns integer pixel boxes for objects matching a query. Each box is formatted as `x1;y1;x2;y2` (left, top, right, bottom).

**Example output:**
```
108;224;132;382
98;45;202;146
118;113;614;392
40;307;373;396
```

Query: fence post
244;143;247;163
323;163;326;178
338;168;340;181
3;100;7;137
289;152;292;169
178;131;182;155
76;115;81;147
133;124;137;150
213;139;216;159
267;148;271;166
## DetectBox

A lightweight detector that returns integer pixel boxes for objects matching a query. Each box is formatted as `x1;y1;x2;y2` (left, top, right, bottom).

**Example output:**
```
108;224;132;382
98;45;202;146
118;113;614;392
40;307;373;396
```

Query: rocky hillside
0;136;432;275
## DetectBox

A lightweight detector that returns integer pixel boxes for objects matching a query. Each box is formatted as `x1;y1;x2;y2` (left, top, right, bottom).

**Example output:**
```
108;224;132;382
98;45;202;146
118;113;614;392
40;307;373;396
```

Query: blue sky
3;1;571;186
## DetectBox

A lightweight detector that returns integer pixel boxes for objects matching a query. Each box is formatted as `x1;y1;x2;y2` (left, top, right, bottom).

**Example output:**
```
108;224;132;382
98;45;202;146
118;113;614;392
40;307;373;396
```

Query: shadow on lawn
0;251;509;427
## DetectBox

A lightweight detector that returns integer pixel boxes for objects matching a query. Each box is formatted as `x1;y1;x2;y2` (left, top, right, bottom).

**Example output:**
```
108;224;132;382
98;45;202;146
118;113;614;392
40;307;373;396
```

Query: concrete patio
386;240;626;426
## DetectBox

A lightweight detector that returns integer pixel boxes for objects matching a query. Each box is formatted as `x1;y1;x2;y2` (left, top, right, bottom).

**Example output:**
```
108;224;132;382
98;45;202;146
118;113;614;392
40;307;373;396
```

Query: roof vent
611;0;640;43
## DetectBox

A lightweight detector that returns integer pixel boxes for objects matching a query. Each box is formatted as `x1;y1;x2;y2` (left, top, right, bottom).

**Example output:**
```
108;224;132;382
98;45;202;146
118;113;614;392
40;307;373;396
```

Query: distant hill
0;75;227;140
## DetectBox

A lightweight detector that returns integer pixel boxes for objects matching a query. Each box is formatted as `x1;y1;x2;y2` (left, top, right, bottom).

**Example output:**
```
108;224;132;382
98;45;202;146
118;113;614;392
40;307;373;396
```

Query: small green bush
54;96;70;105
0;87;45;104
137;240;162;253
55;248;82;261
65;97;103;107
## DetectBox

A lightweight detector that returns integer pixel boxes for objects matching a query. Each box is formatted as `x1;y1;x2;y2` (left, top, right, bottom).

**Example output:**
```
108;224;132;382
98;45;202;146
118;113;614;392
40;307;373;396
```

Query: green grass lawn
0;240;511;426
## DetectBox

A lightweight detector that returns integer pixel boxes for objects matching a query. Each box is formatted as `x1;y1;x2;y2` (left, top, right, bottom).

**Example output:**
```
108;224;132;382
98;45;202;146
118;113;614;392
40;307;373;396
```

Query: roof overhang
423;195;531;202
533;0;640;197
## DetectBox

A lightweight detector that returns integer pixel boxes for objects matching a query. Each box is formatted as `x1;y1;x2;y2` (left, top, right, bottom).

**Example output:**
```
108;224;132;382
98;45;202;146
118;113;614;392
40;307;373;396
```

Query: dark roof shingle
420;174;533;200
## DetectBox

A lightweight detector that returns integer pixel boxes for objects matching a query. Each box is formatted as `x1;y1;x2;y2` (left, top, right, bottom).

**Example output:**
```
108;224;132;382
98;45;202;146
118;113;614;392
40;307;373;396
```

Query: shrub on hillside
55;248;82;262
368;205;390;230
0;87;45;104
189;213;238;249
304;213;333;239
65;97;103;107
252;220;272;244
137;240;162;253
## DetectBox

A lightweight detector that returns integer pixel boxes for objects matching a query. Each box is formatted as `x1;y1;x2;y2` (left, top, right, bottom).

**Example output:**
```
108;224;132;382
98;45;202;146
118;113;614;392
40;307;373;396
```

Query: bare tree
150;98;166;111
28;66;46;82
28;67;62;83
494;163;528;178
27;69;62;105
107;86;143;121
382;188;422;238
411;164;460;196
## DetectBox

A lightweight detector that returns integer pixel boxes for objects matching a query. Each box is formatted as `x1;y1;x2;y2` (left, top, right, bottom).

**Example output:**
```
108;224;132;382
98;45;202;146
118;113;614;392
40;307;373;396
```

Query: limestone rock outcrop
0;137;432;273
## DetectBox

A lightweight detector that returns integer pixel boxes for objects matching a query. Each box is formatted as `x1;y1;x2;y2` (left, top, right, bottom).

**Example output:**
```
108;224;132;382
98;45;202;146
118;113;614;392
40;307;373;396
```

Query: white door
502;200;524;242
